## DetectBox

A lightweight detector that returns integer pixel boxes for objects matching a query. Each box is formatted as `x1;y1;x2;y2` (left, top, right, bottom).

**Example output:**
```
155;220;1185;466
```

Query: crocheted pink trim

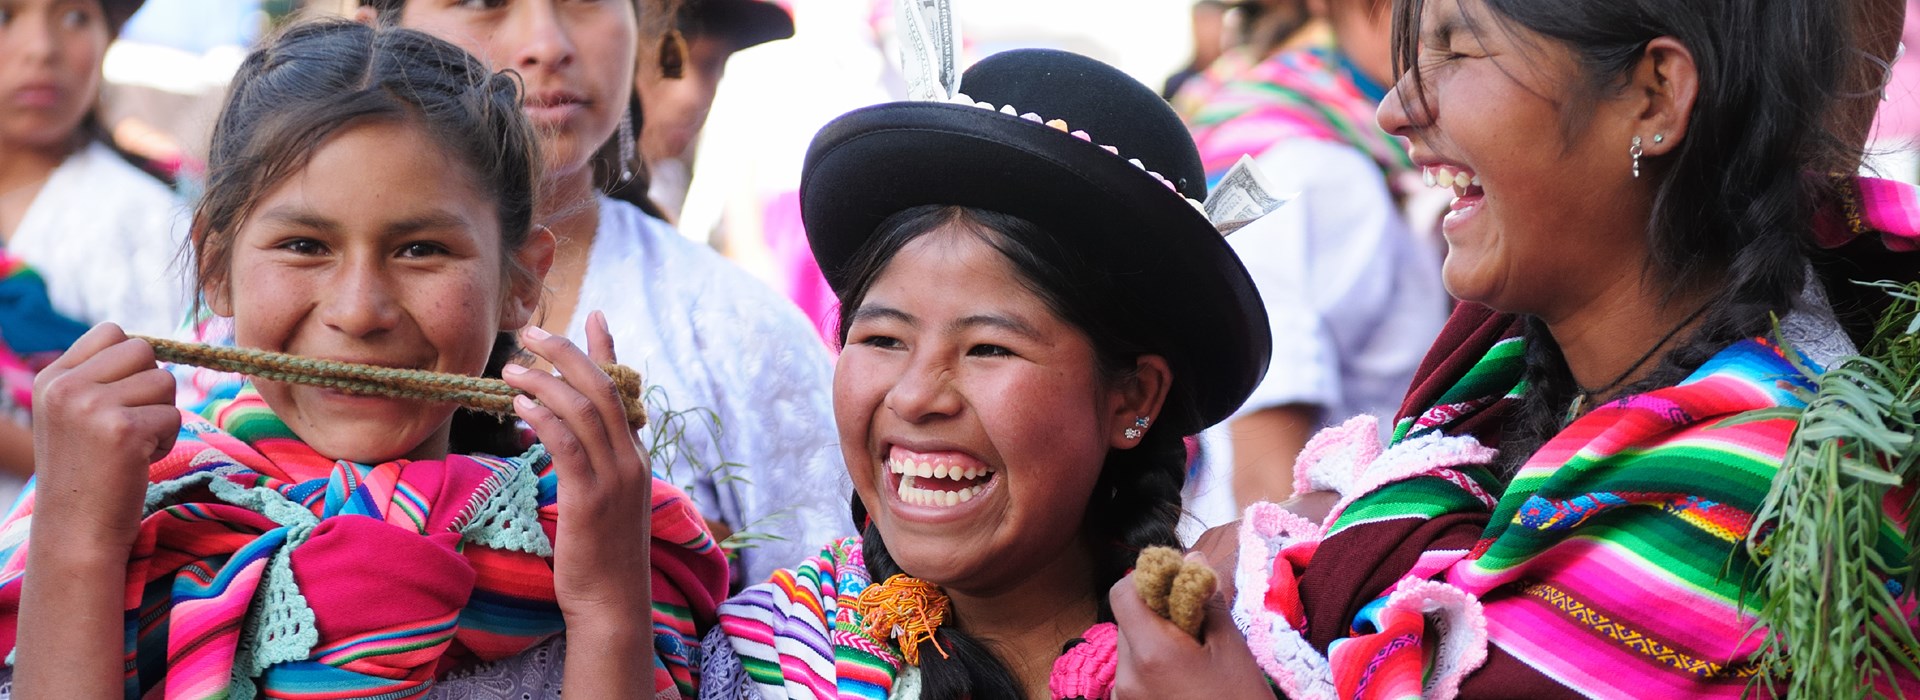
1246;499;1328;542
1322;432;1499;528
1234;502;1336;699
1048;622;1118;699
1379;578;1490;700
1293;415;1384;497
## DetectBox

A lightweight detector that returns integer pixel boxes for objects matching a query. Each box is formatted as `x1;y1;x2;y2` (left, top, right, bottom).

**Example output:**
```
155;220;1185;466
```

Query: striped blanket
0;388;727;698
1180;42;1411;190
1230;175;1920;698
0;251;90;413
1234;319;1920;698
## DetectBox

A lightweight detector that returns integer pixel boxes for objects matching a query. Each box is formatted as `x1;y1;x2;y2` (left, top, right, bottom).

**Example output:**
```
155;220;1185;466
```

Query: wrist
564;615;653;648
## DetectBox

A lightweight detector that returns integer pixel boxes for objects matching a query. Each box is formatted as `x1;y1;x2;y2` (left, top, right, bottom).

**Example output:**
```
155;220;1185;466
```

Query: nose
14;11;56;63
1376;70;1432;138
319;260;403;339
509;0;575;72
885;353;963;424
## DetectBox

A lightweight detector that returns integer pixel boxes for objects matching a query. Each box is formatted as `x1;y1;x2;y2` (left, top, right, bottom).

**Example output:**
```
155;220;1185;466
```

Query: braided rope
138;336;647;430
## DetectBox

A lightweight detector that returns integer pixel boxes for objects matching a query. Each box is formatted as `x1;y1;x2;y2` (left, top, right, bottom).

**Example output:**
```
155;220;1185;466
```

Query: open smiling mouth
1423;163;1485;227
887;445;1000;508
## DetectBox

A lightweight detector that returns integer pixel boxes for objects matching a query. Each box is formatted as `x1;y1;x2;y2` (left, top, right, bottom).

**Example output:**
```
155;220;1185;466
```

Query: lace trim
1778;268;1857;370
697;626;763;700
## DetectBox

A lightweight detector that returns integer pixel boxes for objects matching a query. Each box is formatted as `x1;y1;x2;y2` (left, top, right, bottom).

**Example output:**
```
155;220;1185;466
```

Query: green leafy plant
640;383;787;553
1737;281;1920;698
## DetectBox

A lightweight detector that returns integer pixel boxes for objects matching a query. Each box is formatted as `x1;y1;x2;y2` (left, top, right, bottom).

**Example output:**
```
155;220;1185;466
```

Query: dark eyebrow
951;313;1042;341
254;207;470;237
850;305;916;328
256;207;339;235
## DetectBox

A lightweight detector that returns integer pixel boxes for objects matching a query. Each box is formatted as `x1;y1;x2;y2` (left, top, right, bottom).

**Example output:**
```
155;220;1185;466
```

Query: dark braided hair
834;205;1194;699
1386;0;1860;472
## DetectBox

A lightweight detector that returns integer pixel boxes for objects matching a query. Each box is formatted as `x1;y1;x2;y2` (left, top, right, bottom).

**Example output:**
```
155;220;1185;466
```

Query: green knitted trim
144;471;322;692
457;446;554;557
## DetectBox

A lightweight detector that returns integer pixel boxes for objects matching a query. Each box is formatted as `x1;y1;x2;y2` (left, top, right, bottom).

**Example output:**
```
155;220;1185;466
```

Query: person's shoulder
598;196;826;340
67;141;176;207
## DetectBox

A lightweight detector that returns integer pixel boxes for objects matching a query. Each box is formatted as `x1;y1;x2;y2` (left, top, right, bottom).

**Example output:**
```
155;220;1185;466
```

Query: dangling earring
1630;135;1644;179
659;29;687;80
617;105;636;184
1124;416;1151;441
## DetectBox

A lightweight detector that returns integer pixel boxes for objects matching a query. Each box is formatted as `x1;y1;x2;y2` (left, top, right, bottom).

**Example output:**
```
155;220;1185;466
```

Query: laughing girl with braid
694;48;1276;700
1106;0;1920;697
0;20;725;698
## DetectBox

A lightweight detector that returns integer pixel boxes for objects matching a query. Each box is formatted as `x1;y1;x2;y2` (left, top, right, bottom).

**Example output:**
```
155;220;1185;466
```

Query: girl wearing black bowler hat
695;48;1275;700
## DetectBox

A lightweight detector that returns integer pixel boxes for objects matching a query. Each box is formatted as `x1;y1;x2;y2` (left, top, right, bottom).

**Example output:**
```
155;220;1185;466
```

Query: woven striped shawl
1235;335;1920;698
0;389;727;698
1181;42;1411;190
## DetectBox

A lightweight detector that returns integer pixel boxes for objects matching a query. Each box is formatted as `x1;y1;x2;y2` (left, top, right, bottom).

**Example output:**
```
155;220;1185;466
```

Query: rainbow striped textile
1178;41;1412;191
1234;333;1920;698
0;250;89;412
0;389;727;698
708;537;901;700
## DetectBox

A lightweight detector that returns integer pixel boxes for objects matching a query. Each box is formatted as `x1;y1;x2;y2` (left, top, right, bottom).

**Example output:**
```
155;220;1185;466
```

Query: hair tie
138;336;648;430
852;574;951;665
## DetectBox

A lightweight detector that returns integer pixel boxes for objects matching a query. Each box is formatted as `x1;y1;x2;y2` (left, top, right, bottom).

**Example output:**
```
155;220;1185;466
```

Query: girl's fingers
128;405;182;463
518;326;627;447
514;393;591;487
586;311;617;366
502;361;619;476
42;323;129;373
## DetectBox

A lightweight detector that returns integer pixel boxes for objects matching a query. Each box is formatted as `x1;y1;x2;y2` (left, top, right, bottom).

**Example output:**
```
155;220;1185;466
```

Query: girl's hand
29;323;180;555
1109;556;1273;700
502;312;652;637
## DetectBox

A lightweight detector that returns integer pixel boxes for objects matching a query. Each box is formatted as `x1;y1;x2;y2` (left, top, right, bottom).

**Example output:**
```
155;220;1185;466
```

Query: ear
1630;36;1698;158
501;226;556;330
1107;354;1174;450
195;228;234;317
351;5;381;25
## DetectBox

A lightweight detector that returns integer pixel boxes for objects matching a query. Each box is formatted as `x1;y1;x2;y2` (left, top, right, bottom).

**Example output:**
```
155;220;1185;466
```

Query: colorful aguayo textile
1182;43;1412;190
705;536;1118;700
1235;333;1841;699
1229;176;1920;699
0;389;727;699
0;251;90;411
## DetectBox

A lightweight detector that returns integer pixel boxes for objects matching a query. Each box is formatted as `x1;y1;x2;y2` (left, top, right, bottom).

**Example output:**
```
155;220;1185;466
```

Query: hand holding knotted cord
137;336;648;430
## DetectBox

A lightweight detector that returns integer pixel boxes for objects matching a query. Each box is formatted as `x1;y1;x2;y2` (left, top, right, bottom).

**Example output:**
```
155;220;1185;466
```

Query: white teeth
1423;169;1436;187
1471;174;1481;187
934;464;949;479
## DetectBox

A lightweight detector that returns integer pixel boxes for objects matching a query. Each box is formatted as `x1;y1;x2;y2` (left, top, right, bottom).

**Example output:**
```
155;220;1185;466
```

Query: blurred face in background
0;0;109;153
391;0;639;184
635;28;734;164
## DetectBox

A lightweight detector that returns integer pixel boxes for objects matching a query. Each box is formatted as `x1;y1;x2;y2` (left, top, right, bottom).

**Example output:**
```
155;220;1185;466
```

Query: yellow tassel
852;574;951;665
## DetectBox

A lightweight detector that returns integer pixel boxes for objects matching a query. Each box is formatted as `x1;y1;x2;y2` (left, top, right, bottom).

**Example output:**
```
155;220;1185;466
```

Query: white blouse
572;198;848;585
10;141;191;337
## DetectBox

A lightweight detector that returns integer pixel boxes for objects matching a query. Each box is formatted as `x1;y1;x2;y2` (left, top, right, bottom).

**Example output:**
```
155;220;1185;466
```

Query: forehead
861;225;1060;324
244;120;497;236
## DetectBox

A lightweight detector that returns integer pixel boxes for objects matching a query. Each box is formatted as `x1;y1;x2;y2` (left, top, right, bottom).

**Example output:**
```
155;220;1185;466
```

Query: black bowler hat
680;0;795;51
800;48;1271;435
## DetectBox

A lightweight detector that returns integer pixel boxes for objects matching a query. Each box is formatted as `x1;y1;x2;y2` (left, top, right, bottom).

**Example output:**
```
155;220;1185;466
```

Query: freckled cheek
424;276;503;374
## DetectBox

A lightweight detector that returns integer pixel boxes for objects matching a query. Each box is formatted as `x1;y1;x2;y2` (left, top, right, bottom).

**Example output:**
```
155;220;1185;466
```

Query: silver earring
1124;416;1150;440
1631;135;1643;179
1653;133;1665;145
617;106;636;184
